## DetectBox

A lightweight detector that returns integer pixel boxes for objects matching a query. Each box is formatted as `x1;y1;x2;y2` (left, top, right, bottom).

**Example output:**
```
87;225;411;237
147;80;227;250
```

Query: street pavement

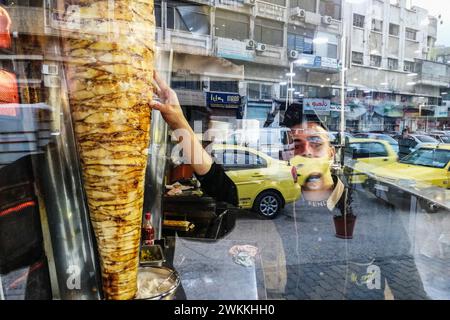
224;187;450;300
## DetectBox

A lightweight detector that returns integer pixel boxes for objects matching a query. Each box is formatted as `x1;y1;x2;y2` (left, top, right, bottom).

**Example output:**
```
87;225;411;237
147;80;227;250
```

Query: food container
140;244;165;267
135;266;180;300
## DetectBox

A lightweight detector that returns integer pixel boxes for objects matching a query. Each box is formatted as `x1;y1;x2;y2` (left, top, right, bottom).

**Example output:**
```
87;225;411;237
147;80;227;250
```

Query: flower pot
333;215;357;239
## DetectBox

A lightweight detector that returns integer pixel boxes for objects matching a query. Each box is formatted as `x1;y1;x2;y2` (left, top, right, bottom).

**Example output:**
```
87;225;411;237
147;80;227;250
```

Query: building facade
342;0;449;132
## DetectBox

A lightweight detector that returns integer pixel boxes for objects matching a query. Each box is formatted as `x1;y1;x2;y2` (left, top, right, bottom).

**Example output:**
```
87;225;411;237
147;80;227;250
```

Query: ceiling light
286;72;296;77
279;82;287;86
407;73;418;77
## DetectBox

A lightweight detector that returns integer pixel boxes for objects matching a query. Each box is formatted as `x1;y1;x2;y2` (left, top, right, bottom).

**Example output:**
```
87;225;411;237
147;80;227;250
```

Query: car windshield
441;136;450;143
400;148;450;169
375;134;398;144
416;135;438;143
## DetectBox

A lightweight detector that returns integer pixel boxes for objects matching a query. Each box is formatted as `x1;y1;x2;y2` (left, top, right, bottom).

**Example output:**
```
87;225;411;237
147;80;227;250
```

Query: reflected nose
302;143;314;158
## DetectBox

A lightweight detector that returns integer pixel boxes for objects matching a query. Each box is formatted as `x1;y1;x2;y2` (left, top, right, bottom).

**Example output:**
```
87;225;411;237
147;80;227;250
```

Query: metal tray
139;244;166;266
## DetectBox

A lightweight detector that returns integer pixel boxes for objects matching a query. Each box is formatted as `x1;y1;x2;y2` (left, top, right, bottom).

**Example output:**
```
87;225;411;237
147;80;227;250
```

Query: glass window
248;83;273;100
388;58;398;70
210;80;239;93
327;43;338;59
254;18;284;47
287;26;314;54
370;55;381;67
248;83;261;100
353;14;365;28
215;149;266;169
416;135;438;143
372;19;383;32
400;149;450;169
352;52;364;65
404;61;415;72
406;28;417;41
265;0;286;6
319;0;341;20
155;0;162;27
171;74;201;90
167;3;210;35
290;0;316;12
215;10;249;40
347;142;389;158
389;23;400;36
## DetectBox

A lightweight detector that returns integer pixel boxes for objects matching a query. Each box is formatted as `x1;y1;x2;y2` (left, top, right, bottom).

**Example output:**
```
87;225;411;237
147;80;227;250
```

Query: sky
412;0;450;46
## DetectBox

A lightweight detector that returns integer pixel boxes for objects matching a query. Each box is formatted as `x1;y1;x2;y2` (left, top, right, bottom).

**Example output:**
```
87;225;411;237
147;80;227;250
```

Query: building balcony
416;60;450;88
255;1;287;22
416;73;450;88
159;29;212;56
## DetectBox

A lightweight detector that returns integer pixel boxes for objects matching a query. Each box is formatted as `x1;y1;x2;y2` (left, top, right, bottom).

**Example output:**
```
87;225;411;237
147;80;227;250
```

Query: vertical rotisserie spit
62;0;155;299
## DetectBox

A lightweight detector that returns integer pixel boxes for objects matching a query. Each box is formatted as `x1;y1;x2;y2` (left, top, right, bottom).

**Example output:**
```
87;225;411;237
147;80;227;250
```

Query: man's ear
329;146;336;159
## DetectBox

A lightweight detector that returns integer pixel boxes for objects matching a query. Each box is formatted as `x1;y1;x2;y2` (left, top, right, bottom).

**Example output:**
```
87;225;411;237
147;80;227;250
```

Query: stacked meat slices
63;0;155;299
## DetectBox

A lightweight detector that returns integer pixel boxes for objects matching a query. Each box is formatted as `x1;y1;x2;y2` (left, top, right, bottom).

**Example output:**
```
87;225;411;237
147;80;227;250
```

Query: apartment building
152;0;343;126
342;0;449;131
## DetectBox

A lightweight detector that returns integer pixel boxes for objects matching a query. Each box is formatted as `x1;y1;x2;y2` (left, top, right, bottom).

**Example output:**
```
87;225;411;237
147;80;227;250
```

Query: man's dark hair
282;102;327;130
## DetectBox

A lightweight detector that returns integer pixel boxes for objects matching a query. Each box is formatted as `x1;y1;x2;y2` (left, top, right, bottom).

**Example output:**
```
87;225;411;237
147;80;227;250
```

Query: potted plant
333;188;357;239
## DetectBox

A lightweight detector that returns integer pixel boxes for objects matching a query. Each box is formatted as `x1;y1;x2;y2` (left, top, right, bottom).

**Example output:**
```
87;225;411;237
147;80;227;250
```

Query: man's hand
150;71;189;131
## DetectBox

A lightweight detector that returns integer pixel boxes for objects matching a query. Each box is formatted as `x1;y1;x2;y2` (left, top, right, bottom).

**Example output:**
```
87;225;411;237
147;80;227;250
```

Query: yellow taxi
369;144;450;189
343;138;398;184
211;144;301;219
367;144;450;213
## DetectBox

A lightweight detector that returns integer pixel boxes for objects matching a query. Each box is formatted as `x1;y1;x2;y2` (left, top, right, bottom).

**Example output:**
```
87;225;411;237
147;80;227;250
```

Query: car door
347;142;393;183
213;148;268;208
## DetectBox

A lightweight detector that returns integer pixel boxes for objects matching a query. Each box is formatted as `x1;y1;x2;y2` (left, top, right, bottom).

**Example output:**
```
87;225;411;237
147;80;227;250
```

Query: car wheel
419;199;441;214
253;191;282;219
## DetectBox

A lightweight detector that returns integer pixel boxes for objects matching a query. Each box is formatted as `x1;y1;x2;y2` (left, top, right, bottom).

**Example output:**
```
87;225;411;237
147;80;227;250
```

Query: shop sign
207;92;241;108
321;57;338;69
330;104;350;112
435;104;449;118
304;98;331;115
297;54;338;70
216;38;254;62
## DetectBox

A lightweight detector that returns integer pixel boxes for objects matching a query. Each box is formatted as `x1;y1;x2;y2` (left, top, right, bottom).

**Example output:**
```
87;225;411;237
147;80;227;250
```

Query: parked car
211;144;301;219
352;133;399;154
343;138;398;184
328;131;354;145
225;127;295;161
395;134;439;159
368;144;450;212
429;133;450;144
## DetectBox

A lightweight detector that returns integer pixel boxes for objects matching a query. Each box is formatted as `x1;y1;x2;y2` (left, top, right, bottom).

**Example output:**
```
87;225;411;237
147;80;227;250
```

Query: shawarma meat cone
62;0;155;300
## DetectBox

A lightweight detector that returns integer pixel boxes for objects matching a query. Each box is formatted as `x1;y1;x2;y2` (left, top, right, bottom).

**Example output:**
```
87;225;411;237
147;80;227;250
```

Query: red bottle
142;212;155;246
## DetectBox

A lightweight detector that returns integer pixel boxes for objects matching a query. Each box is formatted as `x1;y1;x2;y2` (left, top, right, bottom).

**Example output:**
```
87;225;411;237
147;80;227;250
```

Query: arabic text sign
207;92;241;108
303;98;331;115
298;54;338;70
435;104;449;118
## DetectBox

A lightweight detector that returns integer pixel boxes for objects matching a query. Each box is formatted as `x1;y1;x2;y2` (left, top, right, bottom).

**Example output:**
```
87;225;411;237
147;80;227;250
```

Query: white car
225;127;295;161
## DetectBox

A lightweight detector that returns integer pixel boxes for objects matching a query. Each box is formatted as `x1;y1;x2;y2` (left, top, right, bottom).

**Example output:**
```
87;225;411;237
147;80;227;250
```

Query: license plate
374;184;389;192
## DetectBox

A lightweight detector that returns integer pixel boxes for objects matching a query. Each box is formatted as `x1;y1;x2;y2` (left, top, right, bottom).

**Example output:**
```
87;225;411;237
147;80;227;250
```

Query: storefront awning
173;53;244;80
374;104;404;118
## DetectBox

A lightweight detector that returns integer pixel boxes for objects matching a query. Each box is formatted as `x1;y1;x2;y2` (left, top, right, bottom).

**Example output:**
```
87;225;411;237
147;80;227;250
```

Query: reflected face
291;123;332;159
291;123;334;192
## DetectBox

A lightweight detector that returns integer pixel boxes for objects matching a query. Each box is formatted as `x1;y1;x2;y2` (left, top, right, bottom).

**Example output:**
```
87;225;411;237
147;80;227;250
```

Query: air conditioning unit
255;43;266;52
291;7;306;19
244;0;256;6
42;64;58;75
246;39;256;50
288;50;299;60
322;15;333;25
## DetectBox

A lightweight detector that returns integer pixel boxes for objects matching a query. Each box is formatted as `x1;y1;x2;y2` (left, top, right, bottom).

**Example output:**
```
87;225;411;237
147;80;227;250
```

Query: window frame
352;51;364;65
353;14;365;28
